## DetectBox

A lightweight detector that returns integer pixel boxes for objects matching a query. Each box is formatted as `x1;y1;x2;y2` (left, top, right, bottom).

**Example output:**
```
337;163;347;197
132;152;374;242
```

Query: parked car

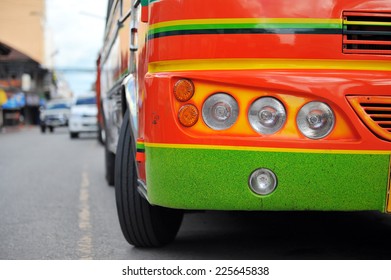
69;95;98;138
39;99;71;133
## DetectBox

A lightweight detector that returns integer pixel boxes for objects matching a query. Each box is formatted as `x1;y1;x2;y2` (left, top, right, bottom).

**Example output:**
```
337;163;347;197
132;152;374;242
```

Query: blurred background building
0;0;65;126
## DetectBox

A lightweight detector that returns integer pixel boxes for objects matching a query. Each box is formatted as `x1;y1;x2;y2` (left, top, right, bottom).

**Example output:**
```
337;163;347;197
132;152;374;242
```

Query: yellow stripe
344;20;391;26
148;58;391;73
145;142;391;155
150;18;342;29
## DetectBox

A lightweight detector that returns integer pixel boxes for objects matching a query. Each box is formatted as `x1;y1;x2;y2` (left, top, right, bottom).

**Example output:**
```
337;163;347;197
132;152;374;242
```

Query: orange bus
99;0;391;247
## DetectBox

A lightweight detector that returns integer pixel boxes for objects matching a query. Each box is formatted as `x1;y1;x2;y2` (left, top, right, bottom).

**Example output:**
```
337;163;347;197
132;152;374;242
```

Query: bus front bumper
144;144;391;213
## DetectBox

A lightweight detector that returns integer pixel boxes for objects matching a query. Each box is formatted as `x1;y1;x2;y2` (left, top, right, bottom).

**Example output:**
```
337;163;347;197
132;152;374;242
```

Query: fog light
202;93;239;130
297;101;335;139
248;168;277;195
248;97;286;134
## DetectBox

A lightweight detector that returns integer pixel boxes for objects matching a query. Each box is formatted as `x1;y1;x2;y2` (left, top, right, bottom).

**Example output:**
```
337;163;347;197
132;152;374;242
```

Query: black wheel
97;122;105;145
115;110;183;247
49;126;54;133
105;135;115;186
40;125;46;133
70;132;79;139
98;104;106;145
102;109;114;185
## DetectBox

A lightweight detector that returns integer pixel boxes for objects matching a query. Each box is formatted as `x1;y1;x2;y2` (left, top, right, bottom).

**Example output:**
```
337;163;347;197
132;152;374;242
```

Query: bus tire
97;122;105;145
105;139;115;186
70;132;78;139
115;110;183;247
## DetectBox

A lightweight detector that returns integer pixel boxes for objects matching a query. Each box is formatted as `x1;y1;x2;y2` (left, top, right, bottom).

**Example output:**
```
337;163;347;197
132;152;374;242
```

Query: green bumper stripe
136;142;145;151
145;147;390;211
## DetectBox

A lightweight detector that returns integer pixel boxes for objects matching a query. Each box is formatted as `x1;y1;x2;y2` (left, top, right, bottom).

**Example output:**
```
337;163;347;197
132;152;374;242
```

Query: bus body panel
100;0;131;153
98;1;391;211
140;69;391;211
134;0;391;211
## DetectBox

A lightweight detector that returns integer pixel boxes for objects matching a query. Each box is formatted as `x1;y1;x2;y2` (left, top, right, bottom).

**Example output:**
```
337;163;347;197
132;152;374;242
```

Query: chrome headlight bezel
297;101;335;139
202;93;239;130
248;97;286;135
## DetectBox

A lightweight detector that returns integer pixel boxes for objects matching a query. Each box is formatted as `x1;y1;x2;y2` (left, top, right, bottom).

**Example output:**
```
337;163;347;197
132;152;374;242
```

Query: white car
40;99;71;133
69;95;98;138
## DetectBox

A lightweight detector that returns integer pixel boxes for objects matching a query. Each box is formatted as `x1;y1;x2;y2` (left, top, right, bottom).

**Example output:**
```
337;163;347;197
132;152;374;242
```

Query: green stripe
149;22;342;36
146;147;389;211
141;0;159;6
136;142;145;150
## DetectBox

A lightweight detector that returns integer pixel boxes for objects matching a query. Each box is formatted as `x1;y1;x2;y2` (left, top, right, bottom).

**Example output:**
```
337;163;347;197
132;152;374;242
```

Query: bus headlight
297;101;335;139
248;97;286;135
202;93;239;130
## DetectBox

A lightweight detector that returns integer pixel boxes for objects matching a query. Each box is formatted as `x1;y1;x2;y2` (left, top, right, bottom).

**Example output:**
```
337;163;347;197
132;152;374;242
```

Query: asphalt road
1;126;391;260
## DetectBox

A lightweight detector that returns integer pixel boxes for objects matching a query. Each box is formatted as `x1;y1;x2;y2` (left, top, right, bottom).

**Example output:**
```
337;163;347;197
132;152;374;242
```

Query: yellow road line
77;170;92;260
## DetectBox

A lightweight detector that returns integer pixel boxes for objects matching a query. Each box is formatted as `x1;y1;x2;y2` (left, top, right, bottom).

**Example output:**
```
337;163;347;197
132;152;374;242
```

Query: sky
46;0;108;95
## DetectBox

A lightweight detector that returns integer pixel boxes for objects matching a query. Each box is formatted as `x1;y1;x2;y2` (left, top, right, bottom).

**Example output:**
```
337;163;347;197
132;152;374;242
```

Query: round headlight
248;97;286;134
297;101;335;139
202;93;239;130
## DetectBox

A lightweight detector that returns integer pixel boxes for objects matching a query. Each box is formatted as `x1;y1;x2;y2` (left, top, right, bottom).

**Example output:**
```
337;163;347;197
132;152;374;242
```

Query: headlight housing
248;97;286;135
202;93;239;130
297;101;335;139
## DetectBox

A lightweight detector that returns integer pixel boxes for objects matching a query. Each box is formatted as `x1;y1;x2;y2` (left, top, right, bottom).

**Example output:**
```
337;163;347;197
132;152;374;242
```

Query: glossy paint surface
135;0;391;211
101;0;131;100
146;0;391;62
143;70;391;151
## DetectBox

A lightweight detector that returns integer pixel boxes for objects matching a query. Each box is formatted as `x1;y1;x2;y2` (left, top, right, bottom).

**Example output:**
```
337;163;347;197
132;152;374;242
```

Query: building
0;0;52;125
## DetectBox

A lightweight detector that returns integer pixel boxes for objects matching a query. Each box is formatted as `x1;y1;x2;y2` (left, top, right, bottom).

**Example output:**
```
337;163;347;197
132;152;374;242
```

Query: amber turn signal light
174;79;194;102
178;104;199;127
